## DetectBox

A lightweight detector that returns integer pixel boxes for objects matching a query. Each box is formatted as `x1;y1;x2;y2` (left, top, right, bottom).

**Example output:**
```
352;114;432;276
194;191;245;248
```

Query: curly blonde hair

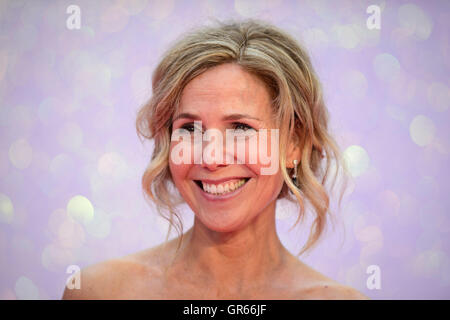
136;18;349;256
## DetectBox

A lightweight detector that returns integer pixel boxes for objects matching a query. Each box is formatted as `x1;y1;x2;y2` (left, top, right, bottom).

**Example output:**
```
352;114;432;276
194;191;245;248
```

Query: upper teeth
202;179;247;195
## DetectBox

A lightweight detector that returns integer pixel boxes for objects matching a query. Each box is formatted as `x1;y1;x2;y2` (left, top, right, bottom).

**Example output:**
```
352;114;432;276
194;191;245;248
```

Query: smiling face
169;63;286;233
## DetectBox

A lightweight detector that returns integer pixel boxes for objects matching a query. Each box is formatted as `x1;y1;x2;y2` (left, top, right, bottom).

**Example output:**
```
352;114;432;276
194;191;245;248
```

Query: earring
292;159;299;187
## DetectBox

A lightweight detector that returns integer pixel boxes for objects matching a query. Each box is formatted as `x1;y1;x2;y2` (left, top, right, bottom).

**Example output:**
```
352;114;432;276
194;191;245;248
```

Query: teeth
201;179;247;195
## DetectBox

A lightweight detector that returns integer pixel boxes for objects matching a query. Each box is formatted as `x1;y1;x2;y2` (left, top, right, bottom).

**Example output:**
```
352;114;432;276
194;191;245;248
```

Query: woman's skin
63;63;368;300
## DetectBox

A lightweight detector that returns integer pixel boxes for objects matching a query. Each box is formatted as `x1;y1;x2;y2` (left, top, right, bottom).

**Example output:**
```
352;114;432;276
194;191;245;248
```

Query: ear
286;133;302;168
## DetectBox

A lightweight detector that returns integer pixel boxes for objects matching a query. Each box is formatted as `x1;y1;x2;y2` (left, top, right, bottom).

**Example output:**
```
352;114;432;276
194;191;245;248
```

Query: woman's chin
197;214;247;233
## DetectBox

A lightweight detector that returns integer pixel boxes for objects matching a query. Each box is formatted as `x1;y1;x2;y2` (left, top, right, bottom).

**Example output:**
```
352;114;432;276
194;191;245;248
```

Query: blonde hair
136;18;349;256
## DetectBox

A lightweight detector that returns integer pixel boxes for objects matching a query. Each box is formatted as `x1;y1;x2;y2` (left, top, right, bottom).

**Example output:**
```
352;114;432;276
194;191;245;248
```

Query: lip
196;177;249;185
193;178;251;202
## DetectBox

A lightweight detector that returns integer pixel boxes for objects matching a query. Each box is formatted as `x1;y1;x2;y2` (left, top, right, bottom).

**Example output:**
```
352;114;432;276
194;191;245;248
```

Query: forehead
176;63;273;119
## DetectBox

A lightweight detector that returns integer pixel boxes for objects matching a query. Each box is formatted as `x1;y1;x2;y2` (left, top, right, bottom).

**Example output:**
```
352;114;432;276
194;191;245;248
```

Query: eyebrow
172;112;262;122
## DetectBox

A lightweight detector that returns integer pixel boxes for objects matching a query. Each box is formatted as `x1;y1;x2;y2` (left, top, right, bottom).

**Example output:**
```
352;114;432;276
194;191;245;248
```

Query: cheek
246;163;284;195
235;130;279;176
168;144;192;184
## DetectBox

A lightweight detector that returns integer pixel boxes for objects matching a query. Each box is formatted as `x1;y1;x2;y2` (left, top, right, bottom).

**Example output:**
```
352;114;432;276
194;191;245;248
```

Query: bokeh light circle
343;145;370;177
9;138;33;170
85;208;111;238
67;195;94;225
427;82;449;112
409;115;436;147
398;3;433;40
14;276;39;300
0;193;14;224
373;53;401;83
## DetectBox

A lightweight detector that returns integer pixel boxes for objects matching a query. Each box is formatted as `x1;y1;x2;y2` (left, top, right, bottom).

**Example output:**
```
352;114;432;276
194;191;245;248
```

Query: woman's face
169;63;286;233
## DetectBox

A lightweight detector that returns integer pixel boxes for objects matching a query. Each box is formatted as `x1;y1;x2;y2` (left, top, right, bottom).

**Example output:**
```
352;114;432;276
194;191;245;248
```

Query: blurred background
0;0;449;299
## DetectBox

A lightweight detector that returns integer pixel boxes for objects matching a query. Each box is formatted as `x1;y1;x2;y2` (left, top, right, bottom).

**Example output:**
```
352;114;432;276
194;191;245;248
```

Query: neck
168;201;290;293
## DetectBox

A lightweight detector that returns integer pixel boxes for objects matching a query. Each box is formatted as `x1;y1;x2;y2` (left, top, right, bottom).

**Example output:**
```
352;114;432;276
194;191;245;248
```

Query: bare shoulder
61;244;168;300
303;282;370;300
290;261;369;300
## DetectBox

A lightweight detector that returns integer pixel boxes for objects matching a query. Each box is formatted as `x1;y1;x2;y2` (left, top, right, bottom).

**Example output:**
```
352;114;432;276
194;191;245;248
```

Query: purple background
0;0;449;299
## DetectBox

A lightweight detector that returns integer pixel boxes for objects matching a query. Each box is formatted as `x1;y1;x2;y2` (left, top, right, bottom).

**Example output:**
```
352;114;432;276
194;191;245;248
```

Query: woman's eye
232;122;255;132
180;123;202;133
178;122;255;134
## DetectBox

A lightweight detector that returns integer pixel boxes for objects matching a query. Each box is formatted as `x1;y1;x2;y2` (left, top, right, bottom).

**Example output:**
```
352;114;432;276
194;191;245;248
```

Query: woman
63;19;368;300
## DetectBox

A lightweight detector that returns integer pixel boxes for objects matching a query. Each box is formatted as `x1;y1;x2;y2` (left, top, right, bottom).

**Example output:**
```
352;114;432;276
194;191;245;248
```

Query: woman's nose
201;161;227;171
200;129;229;170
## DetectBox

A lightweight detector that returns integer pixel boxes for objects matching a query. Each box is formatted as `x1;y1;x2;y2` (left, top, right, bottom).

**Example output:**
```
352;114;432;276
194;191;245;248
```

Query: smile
193;178;251;199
